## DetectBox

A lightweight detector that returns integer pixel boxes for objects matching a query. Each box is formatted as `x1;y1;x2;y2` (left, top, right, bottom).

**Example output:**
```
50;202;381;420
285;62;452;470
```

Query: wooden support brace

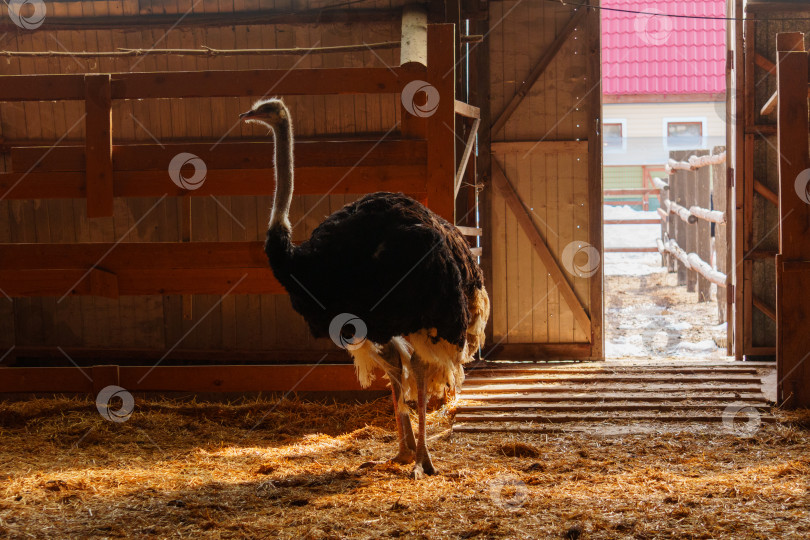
84;74;114;218
455;117;480;198
492;160;592;340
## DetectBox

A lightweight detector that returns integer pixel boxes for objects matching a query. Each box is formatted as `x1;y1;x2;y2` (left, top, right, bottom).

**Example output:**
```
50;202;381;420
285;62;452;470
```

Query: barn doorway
600;1;730;360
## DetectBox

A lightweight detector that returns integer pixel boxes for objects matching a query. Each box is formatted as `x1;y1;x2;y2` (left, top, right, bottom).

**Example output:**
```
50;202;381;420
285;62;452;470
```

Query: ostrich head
239;98;290;129
239;98;295;231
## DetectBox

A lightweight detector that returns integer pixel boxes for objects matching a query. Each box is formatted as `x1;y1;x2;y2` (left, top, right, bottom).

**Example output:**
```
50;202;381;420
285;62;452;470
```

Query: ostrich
239;99;489;478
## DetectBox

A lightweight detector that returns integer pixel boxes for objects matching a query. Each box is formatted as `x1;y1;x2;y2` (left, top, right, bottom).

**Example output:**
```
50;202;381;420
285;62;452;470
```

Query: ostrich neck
269;118;294;230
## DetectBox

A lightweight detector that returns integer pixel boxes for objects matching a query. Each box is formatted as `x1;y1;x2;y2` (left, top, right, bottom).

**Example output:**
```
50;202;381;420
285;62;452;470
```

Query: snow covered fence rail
665;151;726;175
660;239;728;287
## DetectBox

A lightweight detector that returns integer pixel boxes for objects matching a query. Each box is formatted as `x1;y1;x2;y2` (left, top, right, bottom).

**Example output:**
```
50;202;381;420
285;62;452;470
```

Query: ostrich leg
359;341;416;468
411;352;436;479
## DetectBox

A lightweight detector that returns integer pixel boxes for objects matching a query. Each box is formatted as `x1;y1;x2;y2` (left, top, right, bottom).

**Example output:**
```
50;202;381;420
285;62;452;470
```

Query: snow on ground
602;205;727;359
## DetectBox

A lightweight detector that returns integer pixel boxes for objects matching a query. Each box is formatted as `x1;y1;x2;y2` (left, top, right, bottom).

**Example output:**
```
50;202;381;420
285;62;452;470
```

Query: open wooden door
479;1;603;360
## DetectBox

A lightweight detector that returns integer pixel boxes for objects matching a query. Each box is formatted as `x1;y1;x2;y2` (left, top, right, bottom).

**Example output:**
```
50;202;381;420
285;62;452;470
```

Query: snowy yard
602;206;727;359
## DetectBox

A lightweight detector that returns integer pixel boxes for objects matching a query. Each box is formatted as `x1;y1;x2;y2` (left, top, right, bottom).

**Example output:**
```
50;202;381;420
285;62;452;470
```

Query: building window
604;122;623;149
667;121;703;146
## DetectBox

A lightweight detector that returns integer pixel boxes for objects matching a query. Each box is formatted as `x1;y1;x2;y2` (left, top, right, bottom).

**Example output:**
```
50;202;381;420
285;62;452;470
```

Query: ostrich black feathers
265;192;484;347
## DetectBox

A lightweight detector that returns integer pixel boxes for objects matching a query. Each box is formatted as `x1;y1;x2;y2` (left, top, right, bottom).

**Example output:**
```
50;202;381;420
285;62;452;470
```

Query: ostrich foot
358;449;416;469
412;458;437;479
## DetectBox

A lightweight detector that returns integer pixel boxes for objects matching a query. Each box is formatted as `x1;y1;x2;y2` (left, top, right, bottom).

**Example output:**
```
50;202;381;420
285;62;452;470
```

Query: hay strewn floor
1;396;809;539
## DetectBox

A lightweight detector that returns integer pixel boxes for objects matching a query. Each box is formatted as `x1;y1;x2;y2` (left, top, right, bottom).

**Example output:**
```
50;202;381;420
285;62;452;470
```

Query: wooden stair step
458;393;769;403
463;375;762;385
460;384;765;394
455;402;770;413
466;367;760;376
453;413;777;424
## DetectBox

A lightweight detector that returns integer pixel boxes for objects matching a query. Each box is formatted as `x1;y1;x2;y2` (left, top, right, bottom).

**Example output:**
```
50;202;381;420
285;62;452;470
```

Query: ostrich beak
239;110;255;120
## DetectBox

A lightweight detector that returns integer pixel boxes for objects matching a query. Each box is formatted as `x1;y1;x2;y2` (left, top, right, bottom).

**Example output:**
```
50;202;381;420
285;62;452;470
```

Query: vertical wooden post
684;150;704;294
775;32;810;408
84;74;114;218
425;23;457;223
473;15;494;349
696;151;712;302
586;1;603;359
713;145;728;322
669;151;689;286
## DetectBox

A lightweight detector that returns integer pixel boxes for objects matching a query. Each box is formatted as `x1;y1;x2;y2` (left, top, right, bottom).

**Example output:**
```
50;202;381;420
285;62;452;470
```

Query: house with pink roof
602;0;726;207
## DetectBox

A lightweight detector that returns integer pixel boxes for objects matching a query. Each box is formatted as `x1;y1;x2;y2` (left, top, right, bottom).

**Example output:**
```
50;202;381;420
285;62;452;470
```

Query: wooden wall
730;1;810;359
0;0;409;363
484;0;601;359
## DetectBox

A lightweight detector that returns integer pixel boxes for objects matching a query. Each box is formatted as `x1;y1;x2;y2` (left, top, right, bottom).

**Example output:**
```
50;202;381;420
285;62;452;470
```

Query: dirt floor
1;396;809;539
605;270;727;359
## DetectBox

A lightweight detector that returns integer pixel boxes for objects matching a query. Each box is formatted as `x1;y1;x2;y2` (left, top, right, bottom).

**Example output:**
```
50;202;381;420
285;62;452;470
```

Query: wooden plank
0;166;426;199
490;140;587;154
0;241;271;270
605;247;659;253
463;374;763;384
0;364;389;393
696;152;712;301
753;294;776;321
460;384;765;394
0;268;283;297
84;74;114;218
457;403;768;413
775;33;810;408
454;100;480;119
11;140;427;171
490;6;587;135
753;179;778;206
491;160;591;340
454;414;776;424
0;68;407;101
425;24;456;222
459;393;768;403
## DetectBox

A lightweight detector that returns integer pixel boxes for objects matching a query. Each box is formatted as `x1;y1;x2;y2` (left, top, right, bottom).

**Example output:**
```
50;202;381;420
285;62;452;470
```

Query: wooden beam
490;6;588;135
0;241;270;270
490;140;588;154
400;4;428;68
0;365;390;393
0;8;402;32
454;100;480;119
455;117;480;197
754;53;776;74
0;166;426;200
425;24;457;222
491;160;592;339
483;342;592;360
84;74;114;218
753;179;778;206
0;67;406;102
753;294;776;321
456;225;482;236
11;140;426;172
0;268;283;297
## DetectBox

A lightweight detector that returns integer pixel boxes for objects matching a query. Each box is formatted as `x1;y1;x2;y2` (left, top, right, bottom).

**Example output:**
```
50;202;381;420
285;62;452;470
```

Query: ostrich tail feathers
349;340;383;388
465;285;490;360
